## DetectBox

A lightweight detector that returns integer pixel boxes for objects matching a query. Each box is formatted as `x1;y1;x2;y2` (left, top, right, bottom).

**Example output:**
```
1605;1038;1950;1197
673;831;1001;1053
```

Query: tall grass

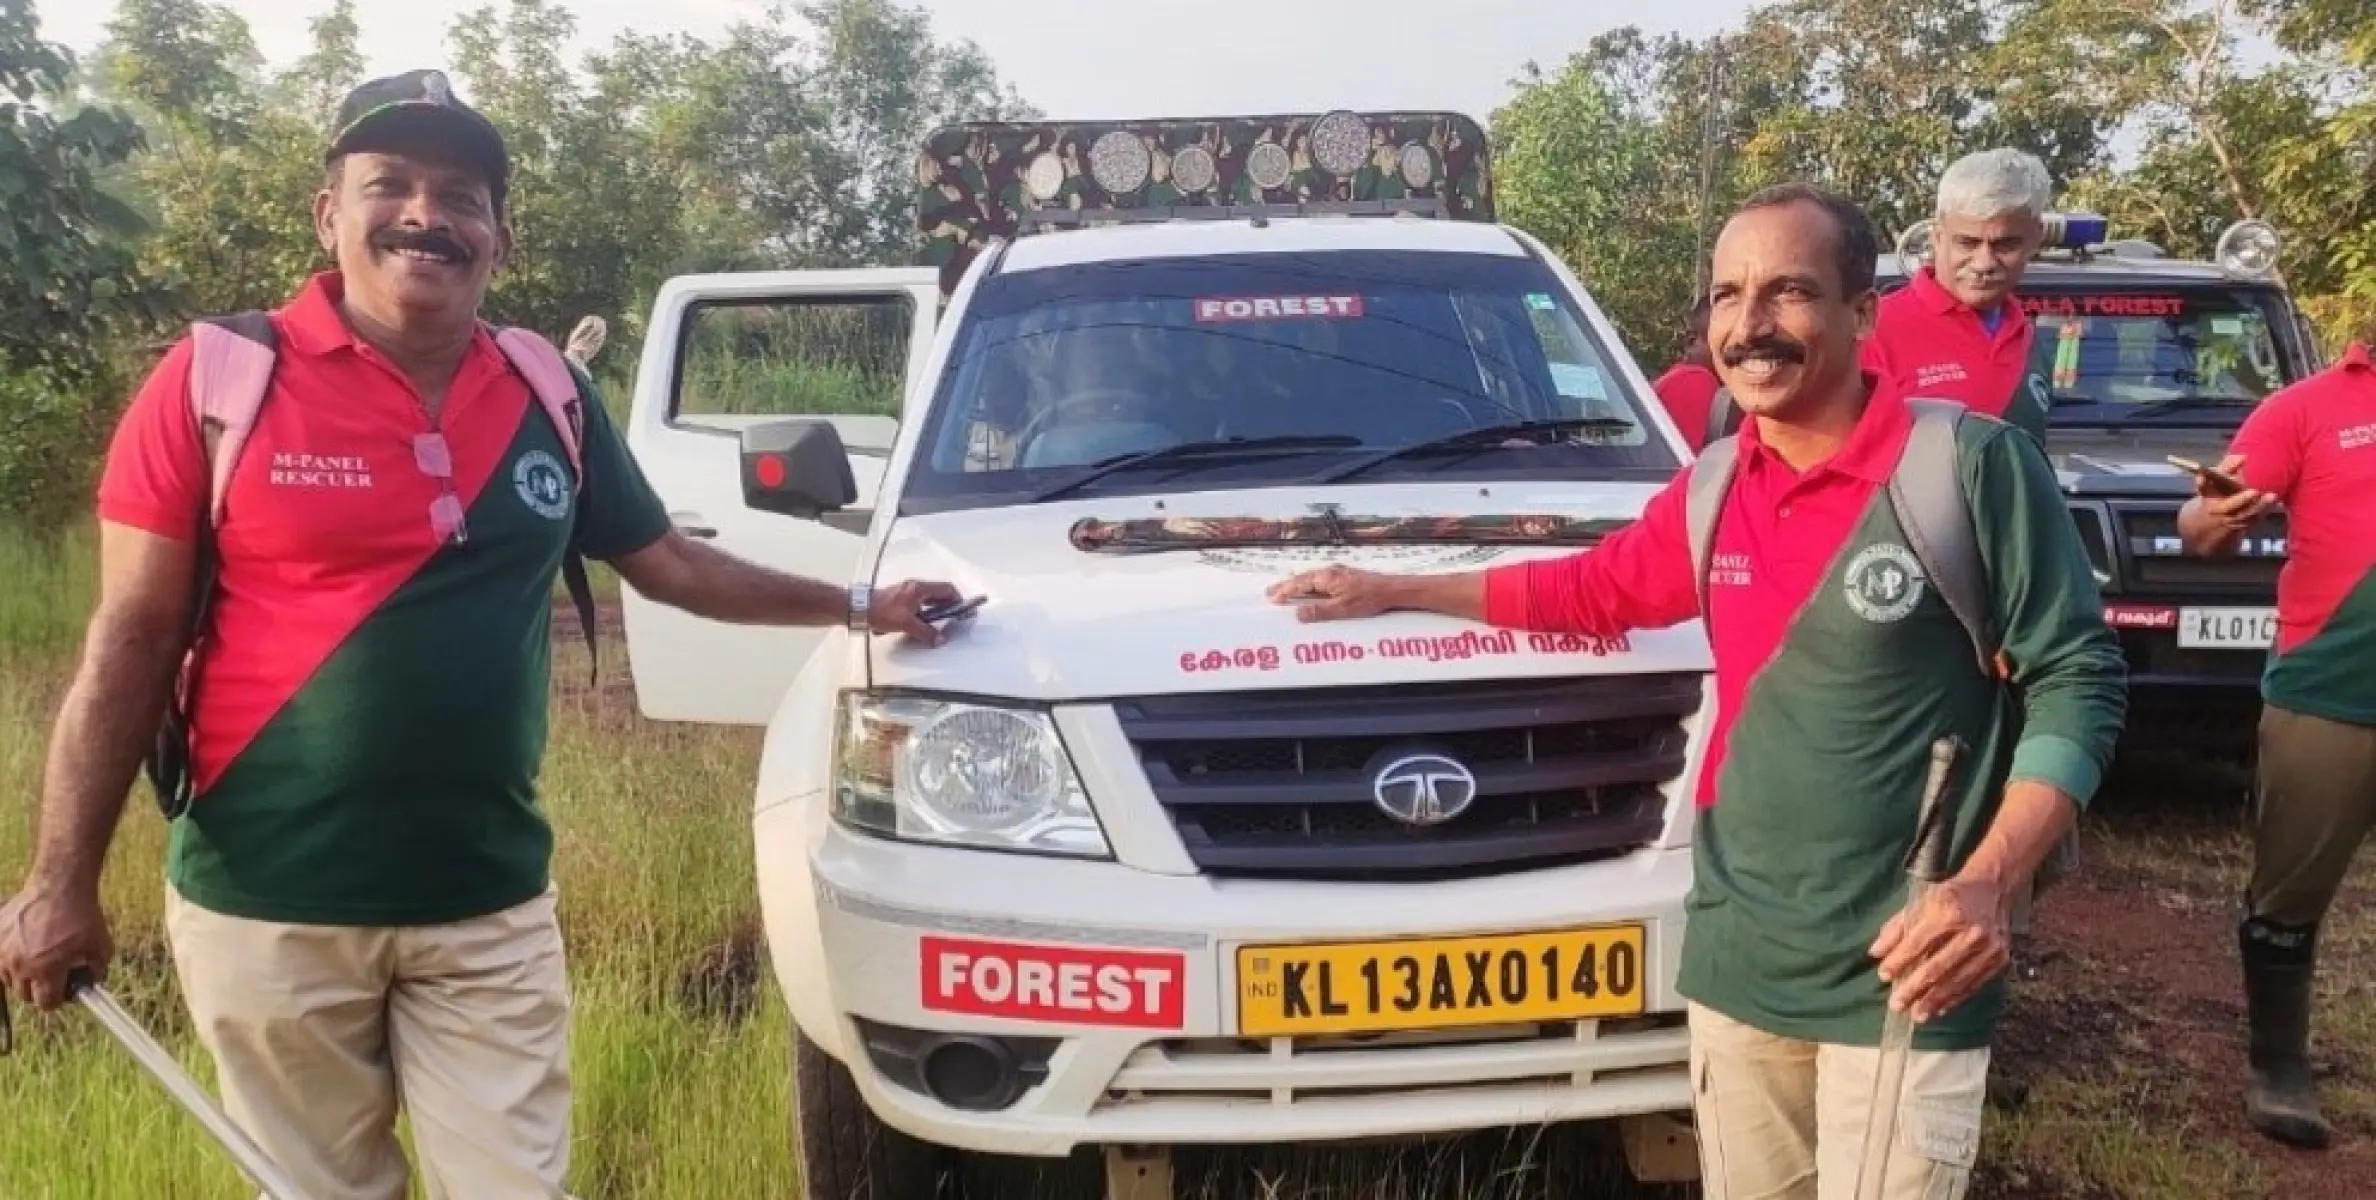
0;520;787;1198
672;298;905;419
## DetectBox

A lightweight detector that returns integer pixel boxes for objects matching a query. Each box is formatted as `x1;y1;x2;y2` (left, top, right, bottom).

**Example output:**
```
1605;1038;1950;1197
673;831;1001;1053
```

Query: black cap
327;70;509;214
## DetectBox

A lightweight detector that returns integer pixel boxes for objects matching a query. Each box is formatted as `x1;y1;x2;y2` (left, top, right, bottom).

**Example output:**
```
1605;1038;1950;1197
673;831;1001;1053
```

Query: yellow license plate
1234;925;1647;1037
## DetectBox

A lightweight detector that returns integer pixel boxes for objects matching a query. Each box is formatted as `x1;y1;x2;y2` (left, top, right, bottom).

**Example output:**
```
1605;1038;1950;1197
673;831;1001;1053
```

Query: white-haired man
1861;147;2055;443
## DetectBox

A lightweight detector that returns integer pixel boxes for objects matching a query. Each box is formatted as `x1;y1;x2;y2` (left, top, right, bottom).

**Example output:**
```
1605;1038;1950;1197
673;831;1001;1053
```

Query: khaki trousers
164;885;576;1200
2248;702;2376;928
1687;1002;1989;1200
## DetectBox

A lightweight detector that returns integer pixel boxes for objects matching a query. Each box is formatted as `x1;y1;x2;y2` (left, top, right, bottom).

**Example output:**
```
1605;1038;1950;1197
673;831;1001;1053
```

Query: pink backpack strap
493;326;584;491
185;314;281;527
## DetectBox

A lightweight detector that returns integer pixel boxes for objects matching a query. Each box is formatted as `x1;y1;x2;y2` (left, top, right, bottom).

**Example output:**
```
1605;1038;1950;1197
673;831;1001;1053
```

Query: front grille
1113;673;1699;880
1101;1013;1689;1109
2117;504;2285;592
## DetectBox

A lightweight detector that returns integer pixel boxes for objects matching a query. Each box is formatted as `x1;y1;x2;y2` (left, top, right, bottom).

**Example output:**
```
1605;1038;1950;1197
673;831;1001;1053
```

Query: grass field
0;523;786;1198
5;519;2376;1198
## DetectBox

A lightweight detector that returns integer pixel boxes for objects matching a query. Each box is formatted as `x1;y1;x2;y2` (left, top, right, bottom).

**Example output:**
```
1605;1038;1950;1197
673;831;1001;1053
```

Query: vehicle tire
793;1026;951;1199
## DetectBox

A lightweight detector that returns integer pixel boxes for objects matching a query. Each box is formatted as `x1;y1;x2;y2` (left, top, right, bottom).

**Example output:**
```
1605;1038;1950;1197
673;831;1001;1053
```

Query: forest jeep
1879;214;2326;761
615;112;1715;1198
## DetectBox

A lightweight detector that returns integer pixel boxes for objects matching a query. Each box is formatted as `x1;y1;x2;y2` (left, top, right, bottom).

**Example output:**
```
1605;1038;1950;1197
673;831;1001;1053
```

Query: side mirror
741;419;857;519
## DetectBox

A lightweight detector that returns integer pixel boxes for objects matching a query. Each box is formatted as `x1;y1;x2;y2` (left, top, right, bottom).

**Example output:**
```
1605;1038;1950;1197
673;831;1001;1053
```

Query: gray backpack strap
1704;386;1738;449
1685;434;1743;618
1888;398;1999;679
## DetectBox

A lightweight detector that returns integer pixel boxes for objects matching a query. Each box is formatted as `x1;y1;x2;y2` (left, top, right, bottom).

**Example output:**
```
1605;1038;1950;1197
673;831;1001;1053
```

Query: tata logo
1370;753;1479;826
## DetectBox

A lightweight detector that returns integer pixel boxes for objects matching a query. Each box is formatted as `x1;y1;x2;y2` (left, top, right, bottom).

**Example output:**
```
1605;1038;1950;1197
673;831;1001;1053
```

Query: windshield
898;249;1679;513
2015;285;2307;423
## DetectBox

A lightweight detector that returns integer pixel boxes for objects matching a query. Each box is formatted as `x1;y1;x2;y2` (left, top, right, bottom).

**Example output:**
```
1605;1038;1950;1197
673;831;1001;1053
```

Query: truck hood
2047;424;2238;499
864;483;1715;701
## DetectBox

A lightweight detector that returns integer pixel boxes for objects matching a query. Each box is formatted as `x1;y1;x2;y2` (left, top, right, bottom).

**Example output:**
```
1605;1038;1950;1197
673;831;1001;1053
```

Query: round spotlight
1397;142;1435;189
1895;219;1935;274
1246;142;1293;192
2216;219;2281;278
1025;151;1066;202
1170;144;1217;194
1088;130;1151;195
1309;110;1369;176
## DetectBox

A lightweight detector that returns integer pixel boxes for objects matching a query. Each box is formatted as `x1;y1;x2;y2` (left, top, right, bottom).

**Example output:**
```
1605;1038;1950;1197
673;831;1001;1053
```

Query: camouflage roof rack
912;110;1494;297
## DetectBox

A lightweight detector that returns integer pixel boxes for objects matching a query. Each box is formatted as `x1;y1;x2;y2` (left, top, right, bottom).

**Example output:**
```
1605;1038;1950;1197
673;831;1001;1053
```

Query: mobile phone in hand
2167;455;2245;497
919;595;986;625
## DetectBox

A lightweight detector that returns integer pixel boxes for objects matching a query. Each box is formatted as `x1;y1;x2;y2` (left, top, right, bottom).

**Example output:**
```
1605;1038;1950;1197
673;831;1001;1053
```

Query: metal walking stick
1850;734;1966;1200
3;968;311;1199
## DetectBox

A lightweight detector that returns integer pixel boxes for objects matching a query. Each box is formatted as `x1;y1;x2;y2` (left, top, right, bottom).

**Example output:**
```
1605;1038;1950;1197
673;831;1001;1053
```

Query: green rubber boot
2239;915;2333;1149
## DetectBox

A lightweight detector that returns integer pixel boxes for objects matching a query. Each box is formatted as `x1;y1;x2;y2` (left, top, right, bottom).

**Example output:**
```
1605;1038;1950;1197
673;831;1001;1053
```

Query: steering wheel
1012;387;1171;457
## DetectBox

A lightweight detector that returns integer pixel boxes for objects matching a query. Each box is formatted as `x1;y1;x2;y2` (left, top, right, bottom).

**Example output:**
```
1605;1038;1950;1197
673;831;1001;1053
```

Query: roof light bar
911;110;1494;297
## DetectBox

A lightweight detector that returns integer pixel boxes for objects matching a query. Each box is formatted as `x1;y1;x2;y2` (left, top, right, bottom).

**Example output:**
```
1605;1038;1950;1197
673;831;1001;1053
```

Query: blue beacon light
2043;212;2110;250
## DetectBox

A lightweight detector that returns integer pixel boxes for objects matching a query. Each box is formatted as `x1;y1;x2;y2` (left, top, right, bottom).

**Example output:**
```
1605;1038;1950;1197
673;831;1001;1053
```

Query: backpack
143;311;603;819
1682;396;2005;683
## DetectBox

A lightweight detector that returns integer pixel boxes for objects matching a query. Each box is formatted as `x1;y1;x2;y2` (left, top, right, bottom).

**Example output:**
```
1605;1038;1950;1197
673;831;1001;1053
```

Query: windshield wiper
1025;435;1360;503
1303;417;1637;485
2122;396;2255;421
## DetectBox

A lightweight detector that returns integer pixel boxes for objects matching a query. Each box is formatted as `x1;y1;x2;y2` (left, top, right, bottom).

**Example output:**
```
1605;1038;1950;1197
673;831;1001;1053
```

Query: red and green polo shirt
96;272;671;926
1862;266;2051;443
2228;342;2376;726
1482;375;2126;1050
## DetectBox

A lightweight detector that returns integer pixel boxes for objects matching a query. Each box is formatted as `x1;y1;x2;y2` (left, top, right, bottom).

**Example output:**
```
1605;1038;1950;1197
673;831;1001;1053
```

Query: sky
33;0;1759;125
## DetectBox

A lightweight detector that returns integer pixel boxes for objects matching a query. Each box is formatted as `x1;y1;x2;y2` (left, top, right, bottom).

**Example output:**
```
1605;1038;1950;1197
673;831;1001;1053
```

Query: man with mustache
0;70;960;1198
1267;183;2125;1196
1697;149;2053;452
1860;147;2055;444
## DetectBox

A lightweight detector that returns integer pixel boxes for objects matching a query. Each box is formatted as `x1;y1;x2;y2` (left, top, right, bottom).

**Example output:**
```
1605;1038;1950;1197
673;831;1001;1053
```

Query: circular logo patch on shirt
1843;542;1926;623
513;450;571;521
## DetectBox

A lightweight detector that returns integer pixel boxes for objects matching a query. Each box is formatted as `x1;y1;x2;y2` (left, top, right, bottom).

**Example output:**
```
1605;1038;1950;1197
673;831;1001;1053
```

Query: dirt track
1977;748;2376;1200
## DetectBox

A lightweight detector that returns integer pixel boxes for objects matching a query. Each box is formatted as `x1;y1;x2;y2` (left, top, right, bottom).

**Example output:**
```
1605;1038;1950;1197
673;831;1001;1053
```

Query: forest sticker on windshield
1193;295;1366;322
2019;293;2191;318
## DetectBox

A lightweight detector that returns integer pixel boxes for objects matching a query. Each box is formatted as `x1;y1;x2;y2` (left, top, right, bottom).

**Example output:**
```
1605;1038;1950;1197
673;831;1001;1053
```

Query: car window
671;296;912;453
901;249;1676;511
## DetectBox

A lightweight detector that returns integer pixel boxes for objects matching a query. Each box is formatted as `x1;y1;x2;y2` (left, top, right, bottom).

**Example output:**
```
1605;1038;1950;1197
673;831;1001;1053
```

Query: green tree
88;0;325;315
793;0;1035;264
0;0;175;519
1490;56;1691;362
449;0;674;341
2014;0;2376;349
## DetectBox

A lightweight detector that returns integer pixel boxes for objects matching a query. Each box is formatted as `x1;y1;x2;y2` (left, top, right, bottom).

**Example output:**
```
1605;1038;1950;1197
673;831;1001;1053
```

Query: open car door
618;268;941;725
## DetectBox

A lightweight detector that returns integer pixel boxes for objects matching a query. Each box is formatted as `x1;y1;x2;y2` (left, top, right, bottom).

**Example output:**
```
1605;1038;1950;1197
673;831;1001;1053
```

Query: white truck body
619;214;1715;1170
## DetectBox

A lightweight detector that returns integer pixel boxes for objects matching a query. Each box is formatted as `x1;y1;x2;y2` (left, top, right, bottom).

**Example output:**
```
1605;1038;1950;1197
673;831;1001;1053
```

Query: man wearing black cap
0;70;960;1197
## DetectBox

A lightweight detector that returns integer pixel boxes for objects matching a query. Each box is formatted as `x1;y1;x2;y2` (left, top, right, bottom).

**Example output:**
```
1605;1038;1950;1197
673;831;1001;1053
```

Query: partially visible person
1861;146;2055;443
0;68;960;1200
2177;336;2376;1151
1651;291;1721;448
1266;183;2126;1197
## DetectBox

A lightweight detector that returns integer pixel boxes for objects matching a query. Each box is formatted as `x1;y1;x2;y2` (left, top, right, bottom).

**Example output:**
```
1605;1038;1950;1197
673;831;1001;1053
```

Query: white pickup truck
613;111;1717;1198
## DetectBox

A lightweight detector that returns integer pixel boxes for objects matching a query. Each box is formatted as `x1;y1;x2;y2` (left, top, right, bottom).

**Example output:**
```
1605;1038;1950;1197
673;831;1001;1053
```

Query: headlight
832;692;1109;858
